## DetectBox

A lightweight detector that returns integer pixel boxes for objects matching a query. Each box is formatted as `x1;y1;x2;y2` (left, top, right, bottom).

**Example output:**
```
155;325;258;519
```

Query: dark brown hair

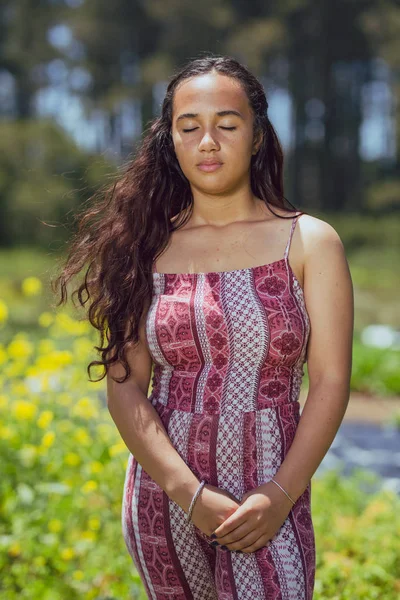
51;53;305;384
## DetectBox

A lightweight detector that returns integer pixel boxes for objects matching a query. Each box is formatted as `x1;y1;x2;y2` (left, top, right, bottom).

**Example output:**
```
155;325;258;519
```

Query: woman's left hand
210;480;295;553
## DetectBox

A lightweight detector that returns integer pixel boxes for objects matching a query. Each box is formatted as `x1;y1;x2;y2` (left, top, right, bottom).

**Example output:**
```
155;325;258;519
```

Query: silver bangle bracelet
186;480;206;523
270;478;296;505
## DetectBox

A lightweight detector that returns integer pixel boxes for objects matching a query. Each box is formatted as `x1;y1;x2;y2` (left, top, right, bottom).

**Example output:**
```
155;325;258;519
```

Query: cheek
174;135;198;152
172;137;194;165
224;134;254;163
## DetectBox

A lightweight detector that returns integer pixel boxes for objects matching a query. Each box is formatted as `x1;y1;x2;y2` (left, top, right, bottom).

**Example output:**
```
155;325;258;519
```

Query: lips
197;161;223;172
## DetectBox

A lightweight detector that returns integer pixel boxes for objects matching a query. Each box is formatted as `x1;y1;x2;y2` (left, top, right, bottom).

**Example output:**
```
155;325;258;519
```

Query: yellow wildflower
41;431;55;448
11;381;29;395
89;461;104;474
0;395;7;410
0;425;17;441
13;400;38;421
54;312;89;336
71;396;99;420
48;519;63;533
36;350;73;371
81;530;97;542
109;440;127;456
21;276;42;296
8;337;34;360
8;541;21;557
0;299;8;324
60;547;75;561
81;480;98;494
38;339;55;354
3;362;24;378
72;570;84;581
38;312;54;327
88;517;100;531
96;423;115;441
37;410;54;429
24;367;40;382
40;373;50;392
73;427;91;446
0;346;7;364
64;452;81;466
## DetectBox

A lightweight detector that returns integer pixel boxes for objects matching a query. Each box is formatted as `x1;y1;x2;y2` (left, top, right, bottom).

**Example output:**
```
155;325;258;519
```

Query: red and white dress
122;213;316;599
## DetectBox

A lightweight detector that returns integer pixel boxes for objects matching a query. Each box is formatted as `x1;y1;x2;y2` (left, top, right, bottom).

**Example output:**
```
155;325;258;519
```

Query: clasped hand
210;481;294;553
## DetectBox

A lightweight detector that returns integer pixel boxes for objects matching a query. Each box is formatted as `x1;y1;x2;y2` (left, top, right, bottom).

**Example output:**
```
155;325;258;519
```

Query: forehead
172;72;251;118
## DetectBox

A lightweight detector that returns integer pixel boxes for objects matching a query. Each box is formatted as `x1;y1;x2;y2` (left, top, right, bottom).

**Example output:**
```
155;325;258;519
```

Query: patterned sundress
122;213;316;599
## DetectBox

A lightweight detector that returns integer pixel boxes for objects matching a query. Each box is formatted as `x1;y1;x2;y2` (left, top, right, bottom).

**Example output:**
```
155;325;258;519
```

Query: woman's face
171;72;261;194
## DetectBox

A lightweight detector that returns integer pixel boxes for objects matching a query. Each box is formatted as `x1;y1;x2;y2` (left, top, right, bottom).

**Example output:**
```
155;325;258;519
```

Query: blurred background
1;1;399;599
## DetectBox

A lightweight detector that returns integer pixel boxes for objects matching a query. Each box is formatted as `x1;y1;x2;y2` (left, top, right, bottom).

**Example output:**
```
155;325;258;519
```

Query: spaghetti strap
152;260;157;273
284;213;301;260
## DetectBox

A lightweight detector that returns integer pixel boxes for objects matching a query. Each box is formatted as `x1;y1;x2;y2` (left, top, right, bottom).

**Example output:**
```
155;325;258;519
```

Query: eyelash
182;127;237;133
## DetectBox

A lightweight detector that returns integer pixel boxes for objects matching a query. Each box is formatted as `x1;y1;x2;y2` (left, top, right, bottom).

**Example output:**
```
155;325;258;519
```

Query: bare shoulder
297;214;354;385
297;214;352;304
297;213;345;257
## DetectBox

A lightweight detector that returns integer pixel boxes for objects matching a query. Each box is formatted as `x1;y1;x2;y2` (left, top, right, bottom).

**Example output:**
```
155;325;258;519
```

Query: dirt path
298;390;400;425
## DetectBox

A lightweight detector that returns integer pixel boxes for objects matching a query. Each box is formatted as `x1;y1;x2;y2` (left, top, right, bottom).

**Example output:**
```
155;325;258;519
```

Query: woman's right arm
106;304;201;514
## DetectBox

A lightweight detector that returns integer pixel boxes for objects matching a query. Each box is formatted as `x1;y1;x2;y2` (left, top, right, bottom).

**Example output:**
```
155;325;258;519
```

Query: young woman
53;54;354;599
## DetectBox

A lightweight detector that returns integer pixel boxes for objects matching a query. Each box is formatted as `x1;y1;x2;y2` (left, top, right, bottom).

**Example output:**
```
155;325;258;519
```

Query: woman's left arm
271;218;354;501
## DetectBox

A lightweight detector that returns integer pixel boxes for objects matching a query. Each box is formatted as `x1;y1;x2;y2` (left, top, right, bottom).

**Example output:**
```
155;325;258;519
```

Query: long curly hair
51;53;304;384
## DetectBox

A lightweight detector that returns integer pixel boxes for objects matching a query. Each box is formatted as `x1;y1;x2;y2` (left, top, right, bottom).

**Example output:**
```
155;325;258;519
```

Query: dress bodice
145;215;310;415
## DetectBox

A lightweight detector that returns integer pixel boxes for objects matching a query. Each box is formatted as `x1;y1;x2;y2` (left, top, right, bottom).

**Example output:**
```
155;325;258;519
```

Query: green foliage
312;470;400;599
351;339;400;396
324;213;400;252
0;120;116;248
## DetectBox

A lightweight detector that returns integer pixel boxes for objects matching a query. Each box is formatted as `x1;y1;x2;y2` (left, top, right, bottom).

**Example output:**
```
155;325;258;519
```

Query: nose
198;130;220;152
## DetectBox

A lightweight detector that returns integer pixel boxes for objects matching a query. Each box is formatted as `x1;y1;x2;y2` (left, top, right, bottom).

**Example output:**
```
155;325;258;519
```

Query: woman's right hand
190;483;241;537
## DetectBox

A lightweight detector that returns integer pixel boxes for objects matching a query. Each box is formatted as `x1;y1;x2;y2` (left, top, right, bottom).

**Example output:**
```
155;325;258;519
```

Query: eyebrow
176;110;244;123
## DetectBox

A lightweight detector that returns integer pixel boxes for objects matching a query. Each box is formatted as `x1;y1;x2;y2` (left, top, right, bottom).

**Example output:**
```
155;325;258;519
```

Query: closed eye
182;127;237;132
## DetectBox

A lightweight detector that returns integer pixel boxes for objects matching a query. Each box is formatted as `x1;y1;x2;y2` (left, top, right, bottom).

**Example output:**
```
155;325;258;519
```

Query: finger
226;531;260;552
215;524;252;549
240;536;271;554
211;506;247;539
216;518;267;546
223;527;266;550
213;523;250;546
